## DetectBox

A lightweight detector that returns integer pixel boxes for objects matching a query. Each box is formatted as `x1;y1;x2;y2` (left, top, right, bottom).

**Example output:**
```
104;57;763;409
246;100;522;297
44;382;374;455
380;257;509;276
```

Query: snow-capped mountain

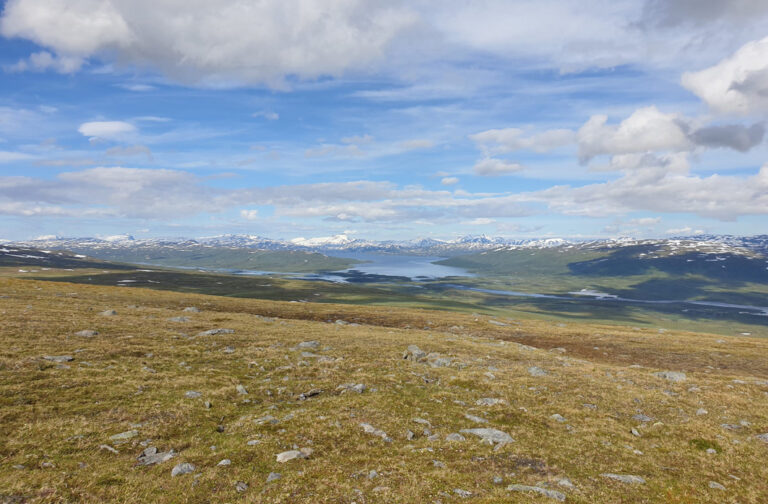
8;233;768;259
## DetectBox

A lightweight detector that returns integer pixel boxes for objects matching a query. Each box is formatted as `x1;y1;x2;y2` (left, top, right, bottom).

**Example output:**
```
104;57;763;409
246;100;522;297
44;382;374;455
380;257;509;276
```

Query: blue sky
0;0;767;241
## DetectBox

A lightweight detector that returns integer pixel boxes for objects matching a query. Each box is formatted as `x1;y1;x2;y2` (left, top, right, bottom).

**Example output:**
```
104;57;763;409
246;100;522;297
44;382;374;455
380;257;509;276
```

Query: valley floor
1;277;768;502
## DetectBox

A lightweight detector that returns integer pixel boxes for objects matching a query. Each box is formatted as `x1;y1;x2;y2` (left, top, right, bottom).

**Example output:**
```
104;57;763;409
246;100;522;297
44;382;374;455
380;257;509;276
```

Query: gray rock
476;398;505;407
297;340;320;349
171;463;195;476
168;317;190;323
550;414;566;423
493;476;503;484
196;328;234;336
235;481;248;492
403;345;427;362
43;355;73;363
75;330;98;337
696;408;708;416
368;470;378;480
601;473;646;484
246;440;261;446
223;346;235;354
433;460;446;468
755;433;768;443
557;478;575;489
488;319;508;326
183;307;200;313
632;414;653;423
427;355;452;368
236;384;249;395
507;484;566;501
110;430;138;441
653;371;686;383
276;450;307;463
446;433;466;442
528;366;548;377
708;481;726;490
137;447;175;466
267;472;282;482
100;309;117;316
464;414;489;424
336;383;366;394
360;423;392;442
454;489;472;498
217;459;231;466
631;428;641;437
460;428;514;444
185;391;202;399
297;388;323;401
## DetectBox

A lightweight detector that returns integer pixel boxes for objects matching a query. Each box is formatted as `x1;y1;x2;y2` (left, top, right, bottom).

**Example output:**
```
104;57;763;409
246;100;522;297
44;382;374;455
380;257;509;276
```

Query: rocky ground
1;277;768;502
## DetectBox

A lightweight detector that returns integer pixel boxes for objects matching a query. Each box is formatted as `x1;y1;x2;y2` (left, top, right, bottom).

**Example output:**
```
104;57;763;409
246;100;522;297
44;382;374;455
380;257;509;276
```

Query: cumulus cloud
0;0;417;87
6;50;83;73
577;106;690;161
682;36;768;115
441;176;459;185
253;110;279;120
240;209;259;220
690;122;765;151
473;158;524;176
470;128;575;155
0;150;34;163
78;121;135;141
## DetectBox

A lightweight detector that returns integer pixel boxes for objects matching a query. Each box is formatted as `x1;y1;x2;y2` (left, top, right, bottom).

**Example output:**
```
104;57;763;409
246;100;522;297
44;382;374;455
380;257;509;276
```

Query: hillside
1;277;768;502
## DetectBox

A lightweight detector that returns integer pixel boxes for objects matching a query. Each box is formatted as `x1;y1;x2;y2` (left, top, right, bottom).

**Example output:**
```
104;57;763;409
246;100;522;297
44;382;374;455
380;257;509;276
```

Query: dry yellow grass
1;277;768;503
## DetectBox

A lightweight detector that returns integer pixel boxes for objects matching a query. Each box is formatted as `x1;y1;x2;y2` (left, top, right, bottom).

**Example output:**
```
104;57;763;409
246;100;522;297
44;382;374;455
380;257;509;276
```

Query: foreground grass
1;277;768;502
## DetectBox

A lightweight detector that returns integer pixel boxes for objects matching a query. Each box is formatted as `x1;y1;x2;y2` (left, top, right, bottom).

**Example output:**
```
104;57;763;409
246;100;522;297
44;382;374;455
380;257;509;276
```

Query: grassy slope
2;277;768;503
58;246;360;273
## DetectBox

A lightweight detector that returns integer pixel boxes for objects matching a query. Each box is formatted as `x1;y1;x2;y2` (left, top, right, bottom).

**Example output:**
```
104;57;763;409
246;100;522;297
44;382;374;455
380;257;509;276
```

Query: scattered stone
75;330;98;337
403;345;427;362
507;484;566;501
99;444;119;454
204;401;212;409
297;341;320;349
550;414;566;423
631;428;641;437
653;371;686;383
137;447;175;466
171;463;195;476
755;433;768;443
557;478;575;489
183;307;200;313
246;440;260;446
43;355;73;363
493;476;503;484
368;470;378;480
276;450;308;463
110;430;138;441
235;481;248;492
465;414;489;424
236;384;249;395
706;448;717;455
427;354;452;368
708;481;726;490
254;415;279;425
601;473;646;484
217;459;231;467
460;428;514;445
528;366;548;377
476;398;506;406
632;414;653;423
488;319;508;326
100;309;117;316
185;391;202;399
446;433;466;442
696;408;708;416
361;423;392;442
297;388;323;401
267;472;282;482
223;346;235;354
454;489;472;498
197;328;234;336
336;383;366;394
433;460;446;468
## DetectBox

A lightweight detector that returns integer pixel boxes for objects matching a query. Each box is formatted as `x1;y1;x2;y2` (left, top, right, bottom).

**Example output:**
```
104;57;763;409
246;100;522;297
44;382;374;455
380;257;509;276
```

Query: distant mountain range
5;233;768;258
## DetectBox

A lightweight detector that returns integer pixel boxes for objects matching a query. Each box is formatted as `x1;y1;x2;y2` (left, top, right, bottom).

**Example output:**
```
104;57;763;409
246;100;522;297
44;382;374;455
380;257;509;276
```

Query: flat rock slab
361;423;392;442
601;473;646;484
507;484;566;501
460;428;514;444
276;450;307;463
653;371;686;382
75;330;98;337
43;355;73;363
197;329;234;336
171;463;195;476
137;447;175;466
110;430;138;441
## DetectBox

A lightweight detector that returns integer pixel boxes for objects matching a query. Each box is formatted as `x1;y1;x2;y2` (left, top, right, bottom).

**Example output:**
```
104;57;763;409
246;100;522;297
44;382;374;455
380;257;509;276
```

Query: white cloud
253;111;279;121
399;139;435;150
473;157;524;176
577;106;690;161
681;35;768;115
628;217;661;226
470;128;574;154
78;121;135;141
0;0;417;87
0;150;34;163
464;217;494;225
240;209;259;220
341;134;373;145
441;176;459;185
665;226;705;236
6;50;82;73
